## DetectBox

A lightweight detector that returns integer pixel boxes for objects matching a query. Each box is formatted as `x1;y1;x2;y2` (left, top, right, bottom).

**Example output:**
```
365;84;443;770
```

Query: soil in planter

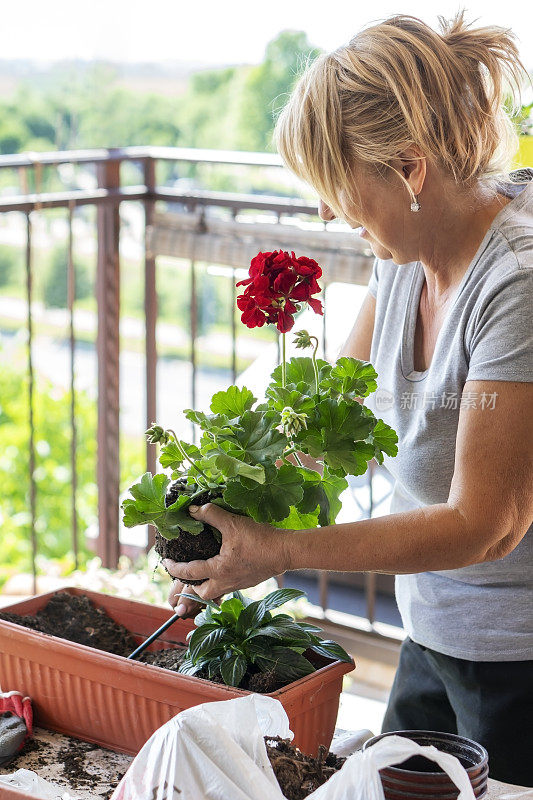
0;592;138;657
155;479;224;585
140;647;187;670
265;736;345;800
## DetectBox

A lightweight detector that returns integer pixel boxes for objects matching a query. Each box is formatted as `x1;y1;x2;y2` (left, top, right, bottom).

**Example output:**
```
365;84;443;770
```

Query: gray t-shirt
366;175;533;661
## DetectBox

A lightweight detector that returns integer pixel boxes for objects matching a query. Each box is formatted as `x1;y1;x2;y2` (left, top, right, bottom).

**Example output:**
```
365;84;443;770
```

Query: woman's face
318;164;421;266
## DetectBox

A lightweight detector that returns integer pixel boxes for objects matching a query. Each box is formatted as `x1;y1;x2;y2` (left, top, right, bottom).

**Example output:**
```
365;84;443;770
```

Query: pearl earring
410;195;421;212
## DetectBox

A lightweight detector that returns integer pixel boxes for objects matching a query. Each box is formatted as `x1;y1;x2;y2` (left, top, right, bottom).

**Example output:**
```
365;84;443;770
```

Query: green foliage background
0;355;144;583
0;31;320;158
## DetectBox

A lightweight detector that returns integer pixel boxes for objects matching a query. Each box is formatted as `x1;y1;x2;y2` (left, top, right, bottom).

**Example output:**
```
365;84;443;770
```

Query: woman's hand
167;579;216;619
164;503;291;605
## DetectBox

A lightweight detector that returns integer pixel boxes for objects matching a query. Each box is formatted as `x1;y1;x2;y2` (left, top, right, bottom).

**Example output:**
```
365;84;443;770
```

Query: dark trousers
382;637;533;787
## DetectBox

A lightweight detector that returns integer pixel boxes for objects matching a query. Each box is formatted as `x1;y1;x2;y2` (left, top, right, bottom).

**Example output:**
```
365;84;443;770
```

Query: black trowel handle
127;612;181;660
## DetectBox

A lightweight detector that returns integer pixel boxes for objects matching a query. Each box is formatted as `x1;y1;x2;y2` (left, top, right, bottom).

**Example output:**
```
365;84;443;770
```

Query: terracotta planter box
0;587;353;757
0;785;36;800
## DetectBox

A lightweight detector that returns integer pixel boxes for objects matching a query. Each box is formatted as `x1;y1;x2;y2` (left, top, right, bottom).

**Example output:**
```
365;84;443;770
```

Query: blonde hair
275;12;529;215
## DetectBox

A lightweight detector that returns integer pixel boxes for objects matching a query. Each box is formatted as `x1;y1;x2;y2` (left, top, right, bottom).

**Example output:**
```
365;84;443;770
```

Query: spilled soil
6;733;128;797
266;736;345;800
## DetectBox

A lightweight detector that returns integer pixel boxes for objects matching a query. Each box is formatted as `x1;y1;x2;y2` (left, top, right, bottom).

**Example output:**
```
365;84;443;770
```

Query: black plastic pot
363;730;489;800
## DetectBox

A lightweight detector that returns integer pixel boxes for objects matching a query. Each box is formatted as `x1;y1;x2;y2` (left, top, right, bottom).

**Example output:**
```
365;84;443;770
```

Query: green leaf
224;410;286;464
197;448;265;484
296;621;323;634
126;472;169;505
178;658;206;676
254;646;316;683
246;622;312;646
323;438;375;475
121;472;204;537
184;409;236;437
265;385;316;415
220;653;248;687
319;467;348;525
219;597;245;621
232;590;253;607
317;399;375;440
223;463;304;523
236;599;269;634
207;657;223;680
188;625;229;662
310;640;352;663
371;418;399;462
322;358;378;399
276;506;320;530
257;588;305;614
270;357;331;391
210;385;256;417
276;465;346;528
159;441;201;471
194;608;214;627
296;467;323;513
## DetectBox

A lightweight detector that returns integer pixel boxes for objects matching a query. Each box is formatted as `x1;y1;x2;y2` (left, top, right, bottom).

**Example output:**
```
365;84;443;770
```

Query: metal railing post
144;157;157;552
96;158;121;567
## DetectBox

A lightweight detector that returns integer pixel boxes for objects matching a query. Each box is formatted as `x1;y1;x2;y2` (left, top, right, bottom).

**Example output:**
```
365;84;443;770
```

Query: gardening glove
0;691;33;766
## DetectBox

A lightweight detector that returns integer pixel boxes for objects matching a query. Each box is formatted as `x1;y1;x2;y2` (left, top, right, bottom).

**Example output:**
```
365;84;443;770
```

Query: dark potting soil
156;479;223;584
140;647;187;671
266;736;345;800
192;665;283;693
245;670;283;693
0;592;138;658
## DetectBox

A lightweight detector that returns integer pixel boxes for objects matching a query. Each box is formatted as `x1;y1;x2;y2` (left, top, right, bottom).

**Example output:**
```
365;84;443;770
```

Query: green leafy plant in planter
122;250;398;582
178;587;351;690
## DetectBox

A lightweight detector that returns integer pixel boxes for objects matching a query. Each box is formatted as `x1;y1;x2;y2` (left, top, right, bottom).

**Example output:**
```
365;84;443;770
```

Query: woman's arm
338;291;376;360
166;380;533;602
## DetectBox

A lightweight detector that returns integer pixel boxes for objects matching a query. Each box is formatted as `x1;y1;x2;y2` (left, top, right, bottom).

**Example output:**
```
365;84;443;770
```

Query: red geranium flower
236;250;323;332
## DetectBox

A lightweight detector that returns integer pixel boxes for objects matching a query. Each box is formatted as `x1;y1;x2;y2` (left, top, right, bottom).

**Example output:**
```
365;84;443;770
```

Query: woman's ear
397;146;427;196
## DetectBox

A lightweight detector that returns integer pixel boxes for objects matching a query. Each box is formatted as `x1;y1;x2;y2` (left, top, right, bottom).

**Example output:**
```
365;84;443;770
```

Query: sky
1;0;532;70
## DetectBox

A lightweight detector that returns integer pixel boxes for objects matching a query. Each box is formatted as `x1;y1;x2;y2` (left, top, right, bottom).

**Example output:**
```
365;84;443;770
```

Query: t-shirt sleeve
368;258;380;298
467;267;533;382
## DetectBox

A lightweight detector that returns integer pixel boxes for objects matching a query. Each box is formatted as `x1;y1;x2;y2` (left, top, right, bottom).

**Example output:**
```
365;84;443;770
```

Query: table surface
0;728;133;800
0;728;530;799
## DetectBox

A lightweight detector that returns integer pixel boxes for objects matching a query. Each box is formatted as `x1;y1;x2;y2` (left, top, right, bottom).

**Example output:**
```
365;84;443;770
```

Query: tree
42;245;92;309
235;31;321;152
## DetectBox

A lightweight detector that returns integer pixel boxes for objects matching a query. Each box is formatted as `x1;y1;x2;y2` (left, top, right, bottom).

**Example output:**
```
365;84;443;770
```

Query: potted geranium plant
122;250;398;580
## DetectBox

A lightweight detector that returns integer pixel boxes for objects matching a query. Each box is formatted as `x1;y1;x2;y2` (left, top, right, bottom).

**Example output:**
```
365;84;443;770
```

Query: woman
165;14;533;785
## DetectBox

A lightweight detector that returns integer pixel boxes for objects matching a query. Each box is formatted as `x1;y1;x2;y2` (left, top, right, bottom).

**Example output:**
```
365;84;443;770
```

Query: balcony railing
0;146;401;664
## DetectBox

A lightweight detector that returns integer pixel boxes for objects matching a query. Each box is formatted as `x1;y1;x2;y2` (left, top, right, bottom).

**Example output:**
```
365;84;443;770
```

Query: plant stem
282;332;287;388
293;450;304;467
311;336;319;395
283;447;297;456
174;437;210;483
283;446;304;467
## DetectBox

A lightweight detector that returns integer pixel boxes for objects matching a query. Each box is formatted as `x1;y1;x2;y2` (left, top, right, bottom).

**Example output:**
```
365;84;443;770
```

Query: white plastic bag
111;695;290;800
311;735;475;799
0;768;81;799
111;695;476;800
